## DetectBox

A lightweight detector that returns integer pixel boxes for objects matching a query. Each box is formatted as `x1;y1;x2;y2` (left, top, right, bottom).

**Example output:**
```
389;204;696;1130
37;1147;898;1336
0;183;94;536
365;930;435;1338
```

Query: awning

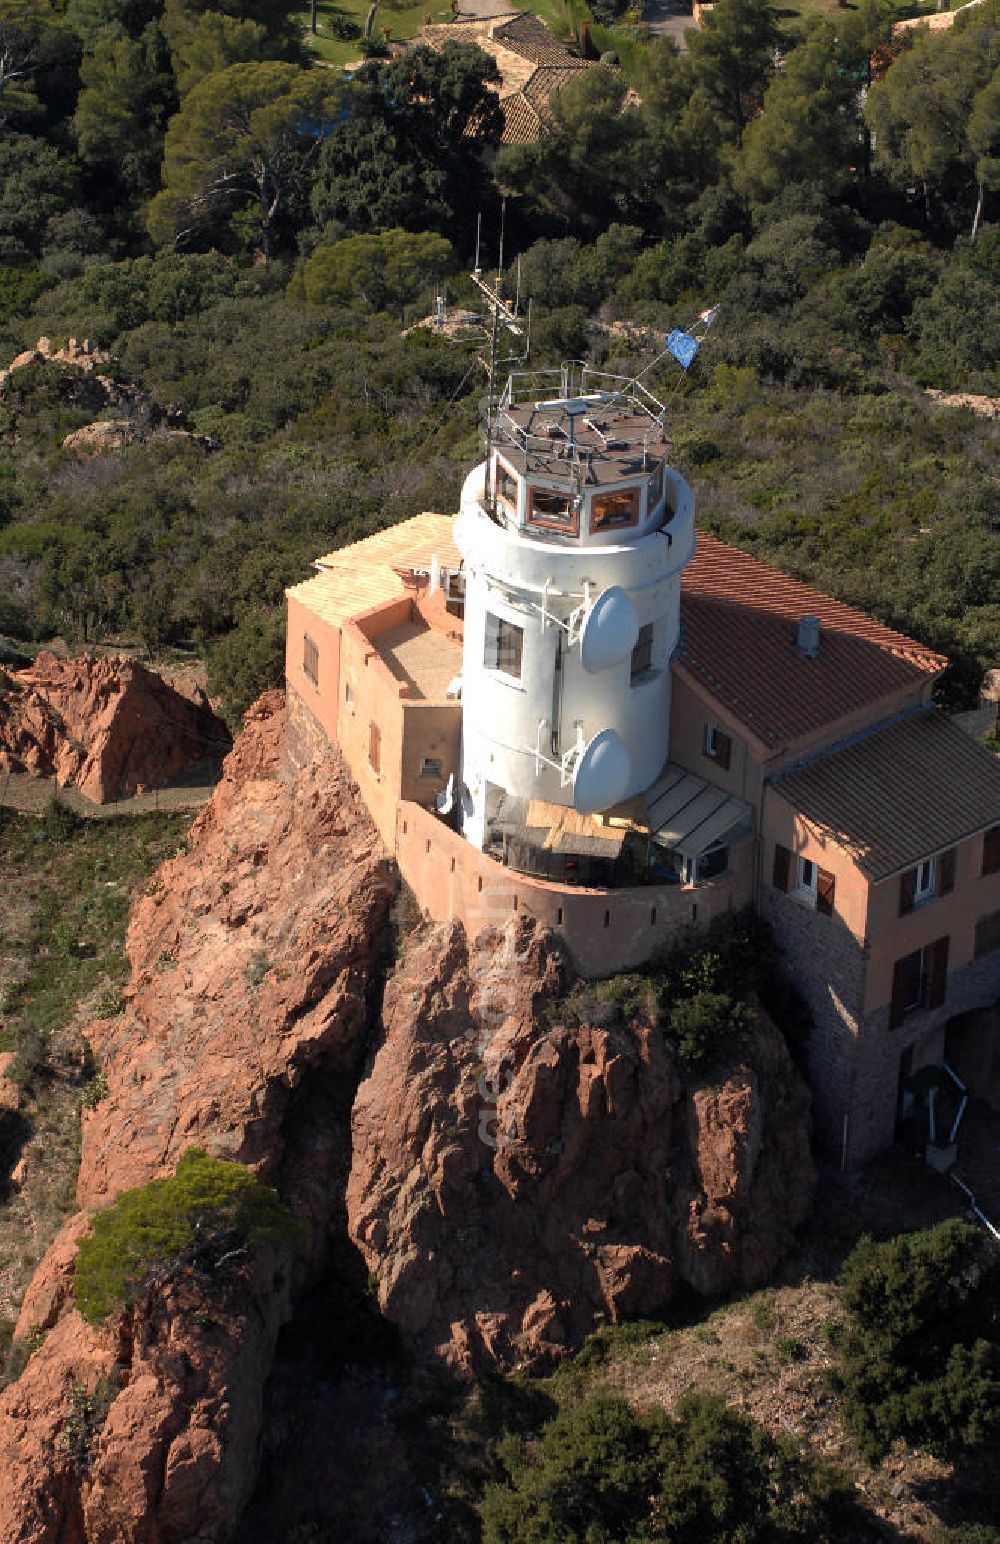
644;764;752;857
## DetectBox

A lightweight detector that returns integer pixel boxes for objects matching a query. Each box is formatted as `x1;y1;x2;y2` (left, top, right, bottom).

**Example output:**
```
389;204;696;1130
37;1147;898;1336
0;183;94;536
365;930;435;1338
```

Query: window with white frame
703;724;732;770
484;612;524;679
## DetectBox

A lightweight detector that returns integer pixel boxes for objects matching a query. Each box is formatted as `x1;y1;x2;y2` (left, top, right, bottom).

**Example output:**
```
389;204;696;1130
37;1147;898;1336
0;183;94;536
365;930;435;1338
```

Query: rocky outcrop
0;337;215;454
0;689;816;1537
0;652;230;802
0;337;113;385
0;694;397;1542
61;420;140;457
348;918;816;1375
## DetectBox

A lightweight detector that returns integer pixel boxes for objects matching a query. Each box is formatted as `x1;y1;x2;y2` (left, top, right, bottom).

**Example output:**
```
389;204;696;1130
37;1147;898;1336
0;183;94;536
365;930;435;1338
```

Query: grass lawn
293;0;452;70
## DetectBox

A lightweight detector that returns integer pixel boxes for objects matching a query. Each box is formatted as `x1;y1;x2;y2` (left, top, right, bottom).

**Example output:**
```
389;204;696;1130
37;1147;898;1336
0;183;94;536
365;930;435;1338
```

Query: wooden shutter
816;867;836;916
899;867;917;917
983;826;1000;876
715;731;732;771
889;956;910;1029
368;721;380;773
772;843;791;892
937;848;956;897
925;936;949;1009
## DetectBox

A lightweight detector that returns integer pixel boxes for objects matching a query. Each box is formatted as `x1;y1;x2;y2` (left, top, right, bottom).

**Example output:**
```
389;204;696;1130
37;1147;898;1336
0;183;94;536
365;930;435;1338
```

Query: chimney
796;615;821;658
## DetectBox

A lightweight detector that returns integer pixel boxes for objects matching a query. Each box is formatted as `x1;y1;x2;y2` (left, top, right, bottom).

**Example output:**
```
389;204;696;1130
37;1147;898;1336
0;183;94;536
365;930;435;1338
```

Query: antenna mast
469;201;530;520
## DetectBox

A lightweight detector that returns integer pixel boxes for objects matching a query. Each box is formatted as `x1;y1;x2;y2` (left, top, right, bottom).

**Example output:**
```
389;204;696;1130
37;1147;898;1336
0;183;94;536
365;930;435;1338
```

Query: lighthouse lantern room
453;362;696;853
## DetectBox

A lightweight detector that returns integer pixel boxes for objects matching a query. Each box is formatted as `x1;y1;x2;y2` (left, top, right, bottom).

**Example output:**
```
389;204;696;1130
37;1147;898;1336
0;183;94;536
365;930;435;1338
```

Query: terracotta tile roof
678;533;946;750
490;12;583;65
500;90;543;143
774;711;1000;881
287;513;459;629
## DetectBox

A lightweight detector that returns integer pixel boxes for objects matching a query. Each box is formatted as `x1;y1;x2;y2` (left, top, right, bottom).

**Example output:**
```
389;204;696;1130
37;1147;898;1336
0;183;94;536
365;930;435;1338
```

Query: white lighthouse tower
453;358;696;854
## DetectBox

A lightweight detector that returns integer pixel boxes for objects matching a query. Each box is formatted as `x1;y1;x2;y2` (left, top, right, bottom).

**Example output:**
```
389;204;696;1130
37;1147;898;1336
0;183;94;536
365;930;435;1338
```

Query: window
630;623;654;683
984;825;1000;876
772;843;834;914
527;487;578;534
899;848;957;915
344;680;354;712
703;725;732;771
303;634;319;686
420;757;443;778
591;487;640;532
889;936;949;1028
484;612;524;679
368;721;380;774
495;462;518;510
975;909;1000;959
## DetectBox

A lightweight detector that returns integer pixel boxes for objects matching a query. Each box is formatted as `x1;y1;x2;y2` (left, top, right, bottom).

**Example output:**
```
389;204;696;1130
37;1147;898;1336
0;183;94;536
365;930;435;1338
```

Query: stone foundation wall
759;887;867;1159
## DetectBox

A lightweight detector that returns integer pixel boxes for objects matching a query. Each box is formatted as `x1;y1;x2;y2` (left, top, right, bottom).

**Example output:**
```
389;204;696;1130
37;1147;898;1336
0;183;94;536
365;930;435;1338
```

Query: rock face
0;652;230;802
0;694;397;1543
0;689;817;1538
348;918;816;1375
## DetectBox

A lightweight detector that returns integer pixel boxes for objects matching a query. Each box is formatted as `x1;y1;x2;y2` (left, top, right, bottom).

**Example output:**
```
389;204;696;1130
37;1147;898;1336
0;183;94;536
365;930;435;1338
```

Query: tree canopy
148;60;342;259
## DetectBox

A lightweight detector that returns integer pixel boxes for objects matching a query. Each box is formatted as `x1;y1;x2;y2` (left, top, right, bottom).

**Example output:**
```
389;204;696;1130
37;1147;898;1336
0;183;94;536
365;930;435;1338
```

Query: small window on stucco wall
984;825;1000;876
303;634;319;686
368;721;380;774
703;724;732;770
975;909;1000;959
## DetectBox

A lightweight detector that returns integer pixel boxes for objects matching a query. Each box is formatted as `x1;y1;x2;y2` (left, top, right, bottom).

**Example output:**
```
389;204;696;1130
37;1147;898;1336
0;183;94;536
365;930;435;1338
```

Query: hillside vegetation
0;0;997;722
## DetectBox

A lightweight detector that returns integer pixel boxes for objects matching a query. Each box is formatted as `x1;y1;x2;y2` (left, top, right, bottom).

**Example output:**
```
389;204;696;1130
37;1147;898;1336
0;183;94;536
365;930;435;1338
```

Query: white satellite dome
579;585;640;674
573;727;632;814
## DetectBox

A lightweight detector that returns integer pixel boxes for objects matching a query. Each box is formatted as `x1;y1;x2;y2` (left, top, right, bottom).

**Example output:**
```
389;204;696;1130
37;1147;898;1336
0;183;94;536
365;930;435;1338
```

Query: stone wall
759;884;867;1159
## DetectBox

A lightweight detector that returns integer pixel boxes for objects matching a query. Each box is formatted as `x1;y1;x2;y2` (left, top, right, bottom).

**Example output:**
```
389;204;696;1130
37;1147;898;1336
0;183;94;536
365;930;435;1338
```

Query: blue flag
667;328;700;370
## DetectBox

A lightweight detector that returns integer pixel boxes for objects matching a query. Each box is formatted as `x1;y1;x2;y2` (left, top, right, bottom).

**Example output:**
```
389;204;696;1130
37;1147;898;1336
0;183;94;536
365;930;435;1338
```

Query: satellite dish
579;586;640;674
573;728;632;815
436;773;455;815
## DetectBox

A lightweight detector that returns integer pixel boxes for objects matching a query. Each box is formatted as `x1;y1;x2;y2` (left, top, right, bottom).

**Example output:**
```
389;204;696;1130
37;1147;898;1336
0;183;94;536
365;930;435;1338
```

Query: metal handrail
500;362;666;428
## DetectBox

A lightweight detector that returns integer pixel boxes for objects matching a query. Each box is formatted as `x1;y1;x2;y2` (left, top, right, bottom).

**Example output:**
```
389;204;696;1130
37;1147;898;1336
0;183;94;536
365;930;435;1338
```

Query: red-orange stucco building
286;515;1000;1167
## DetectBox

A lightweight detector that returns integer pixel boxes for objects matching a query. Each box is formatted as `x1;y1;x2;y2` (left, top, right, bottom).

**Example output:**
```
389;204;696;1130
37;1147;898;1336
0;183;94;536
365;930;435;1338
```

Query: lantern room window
495;462;518;511
526;487;578;535
591;487;640;532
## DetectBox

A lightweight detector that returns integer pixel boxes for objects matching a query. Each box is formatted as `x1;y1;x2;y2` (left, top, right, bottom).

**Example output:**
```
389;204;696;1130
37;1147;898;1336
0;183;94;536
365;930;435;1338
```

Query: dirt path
0;759;222;820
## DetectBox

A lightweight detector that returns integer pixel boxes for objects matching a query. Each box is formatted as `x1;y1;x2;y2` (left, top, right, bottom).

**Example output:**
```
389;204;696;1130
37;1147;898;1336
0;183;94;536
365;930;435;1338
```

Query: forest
0;0;997;727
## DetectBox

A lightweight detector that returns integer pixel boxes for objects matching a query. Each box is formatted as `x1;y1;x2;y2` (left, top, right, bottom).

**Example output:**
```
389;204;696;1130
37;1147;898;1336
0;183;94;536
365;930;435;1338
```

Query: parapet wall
396;799;752;978
289;681;752;978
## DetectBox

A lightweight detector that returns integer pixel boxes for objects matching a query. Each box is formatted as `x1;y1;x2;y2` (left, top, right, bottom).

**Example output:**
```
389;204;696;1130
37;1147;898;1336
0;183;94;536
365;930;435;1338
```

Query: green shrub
668;990;750;1069
81;1070;108;1109
480;1390;859;1542
838;1221;1000;1462
74;1148;305;1323
42;795;82;842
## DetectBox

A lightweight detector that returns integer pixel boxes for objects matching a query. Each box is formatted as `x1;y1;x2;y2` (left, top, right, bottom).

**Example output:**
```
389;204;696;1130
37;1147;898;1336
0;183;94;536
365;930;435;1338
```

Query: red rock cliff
0;694;396;1543
0;693;816;1539
0;653;229;803
348;918;816;1375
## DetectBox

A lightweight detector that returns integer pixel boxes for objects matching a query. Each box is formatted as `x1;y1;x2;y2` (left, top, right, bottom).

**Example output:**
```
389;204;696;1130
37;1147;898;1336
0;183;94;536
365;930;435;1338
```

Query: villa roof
287;513;459;629
678;534;946;751
490;12;584;65
774;711;1000;881
417;12;590;143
